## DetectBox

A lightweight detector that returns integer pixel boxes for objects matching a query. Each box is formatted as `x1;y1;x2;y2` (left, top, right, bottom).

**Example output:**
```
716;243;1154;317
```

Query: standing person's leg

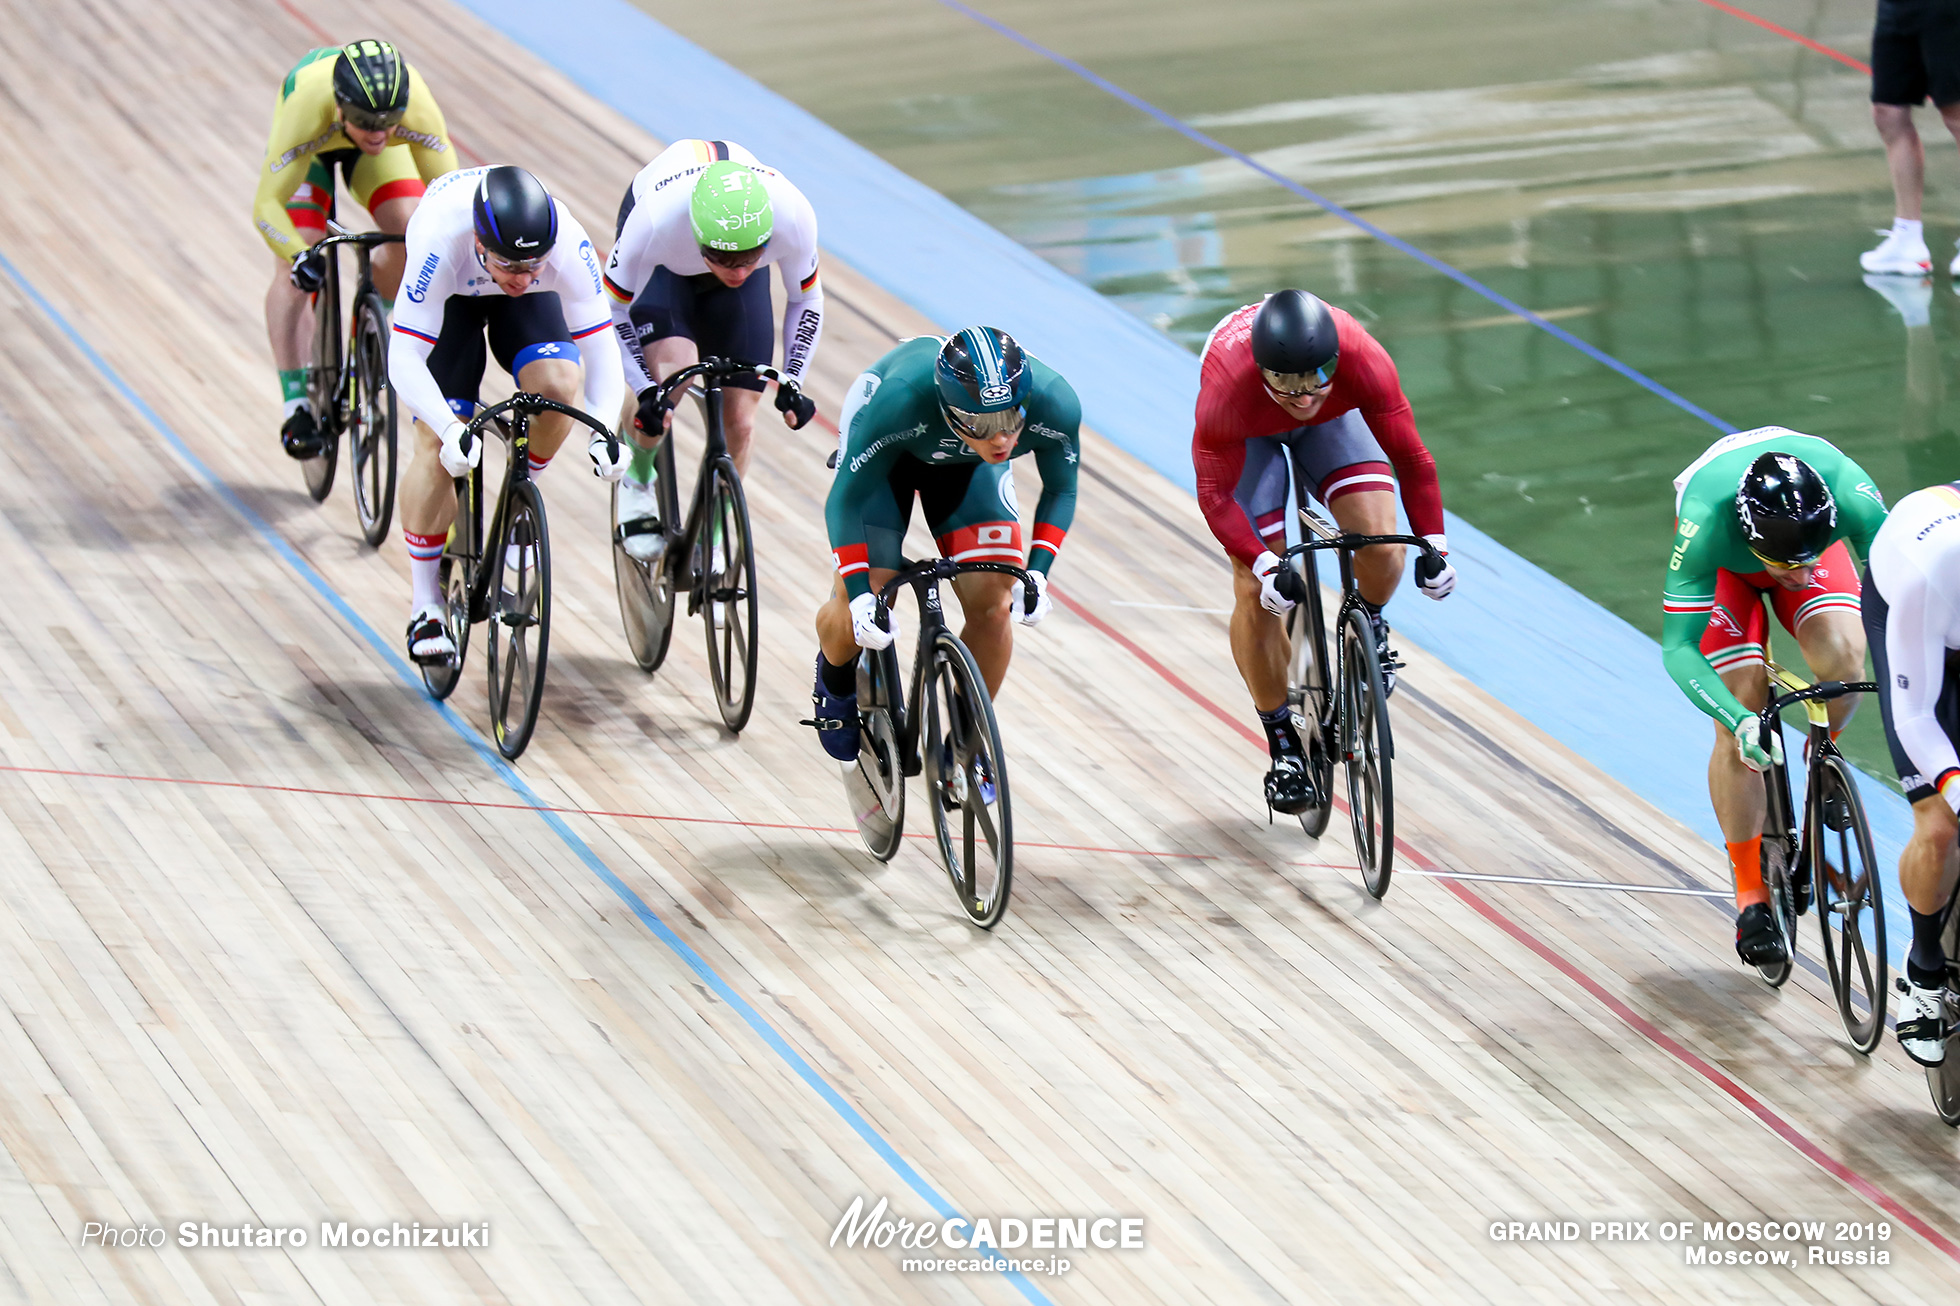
1865;17;1936;272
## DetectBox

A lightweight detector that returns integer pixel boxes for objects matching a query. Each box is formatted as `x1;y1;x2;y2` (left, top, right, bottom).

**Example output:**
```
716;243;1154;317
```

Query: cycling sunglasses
947;404;1026;440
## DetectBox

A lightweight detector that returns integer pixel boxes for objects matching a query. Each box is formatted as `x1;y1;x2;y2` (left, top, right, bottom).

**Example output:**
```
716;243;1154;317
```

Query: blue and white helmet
935;327;1028;438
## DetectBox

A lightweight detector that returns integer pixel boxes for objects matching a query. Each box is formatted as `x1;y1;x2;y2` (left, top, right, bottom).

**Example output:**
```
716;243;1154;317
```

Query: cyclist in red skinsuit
1192;291;1456;815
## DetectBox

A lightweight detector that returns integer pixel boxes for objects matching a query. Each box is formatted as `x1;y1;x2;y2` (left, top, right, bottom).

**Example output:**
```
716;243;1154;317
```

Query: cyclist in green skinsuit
808;327;1080;762
1661;426;1889;967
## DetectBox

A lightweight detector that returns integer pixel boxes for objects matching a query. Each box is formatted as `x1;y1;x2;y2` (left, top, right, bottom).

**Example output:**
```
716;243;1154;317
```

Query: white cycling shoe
1860;226;1933;275
406;601;457;666
614;477;665;563
1897;977;1948;1067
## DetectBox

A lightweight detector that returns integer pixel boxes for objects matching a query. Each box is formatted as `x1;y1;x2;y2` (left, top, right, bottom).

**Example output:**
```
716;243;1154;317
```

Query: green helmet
690;162;774;253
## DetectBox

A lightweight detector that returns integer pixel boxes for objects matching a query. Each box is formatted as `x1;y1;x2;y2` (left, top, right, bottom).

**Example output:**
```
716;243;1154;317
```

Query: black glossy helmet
1251;289;1339;391
472;166;558;265
332;39;409;131
1736;451;1836;566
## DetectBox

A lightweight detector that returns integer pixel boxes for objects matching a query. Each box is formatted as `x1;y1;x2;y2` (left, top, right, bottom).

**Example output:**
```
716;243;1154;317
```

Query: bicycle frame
870;558;1034;776
310;224;402;428
1757;661;1871;857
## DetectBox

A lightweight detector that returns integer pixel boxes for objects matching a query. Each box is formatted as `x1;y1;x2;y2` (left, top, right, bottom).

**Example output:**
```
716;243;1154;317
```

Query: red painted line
1696;0;1870;73
1063;593;1960;1264
0;764;1203;861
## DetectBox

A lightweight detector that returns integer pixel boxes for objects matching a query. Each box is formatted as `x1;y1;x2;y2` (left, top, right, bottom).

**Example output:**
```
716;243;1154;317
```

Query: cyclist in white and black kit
390;164;626;664
1862;481;1960;1065
603;138;822;561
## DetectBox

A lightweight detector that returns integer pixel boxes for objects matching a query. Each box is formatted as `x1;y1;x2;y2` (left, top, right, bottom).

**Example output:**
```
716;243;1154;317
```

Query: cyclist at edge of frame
807;327;1079;764
1661;427;1887;968
1861;481;1960;1066
603;139;822;563
1191;289;1456;818
253;39;457;461
388;165;627;665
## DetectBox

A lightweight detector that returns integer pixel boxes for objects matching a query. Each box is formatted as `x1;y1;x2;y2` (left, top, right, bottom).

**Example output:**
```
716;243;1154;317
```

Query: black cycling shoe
1264;755;1317;815
280;407;324;460
1368;610;1403;697
1734;902;1787;967
799;658;860;762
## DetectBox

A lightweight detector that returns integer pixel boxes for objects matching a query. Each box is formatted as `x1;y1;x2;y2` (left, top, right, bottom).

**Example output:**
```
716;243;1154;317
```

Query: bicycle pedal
798;715;849;731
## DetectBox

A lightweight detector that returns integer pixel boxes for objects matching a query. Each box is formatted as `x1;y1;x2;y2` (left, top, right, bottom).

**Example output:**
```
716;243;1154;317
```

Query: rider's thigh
951;570;1016;626
1792;605;1867;681
1719;662;1771;715
649;336;700;377
368;193;418;234
1327;487;1397;534
514;356;583;403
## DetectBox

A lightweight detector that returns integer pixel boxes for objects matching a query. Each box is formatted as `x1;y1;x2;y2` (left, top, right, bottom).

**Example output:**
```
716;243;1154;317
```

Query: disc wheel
486;480;551;761
923;633;1012;929
1928;913;1960;1125
611;483;676;673
1284;563;1333;839
302;274;340;503
349;293;397;546
700;461;759;732
1809;754;1886;1051
845;649;907;862
1341;607;1395;899
1756;834;1797;989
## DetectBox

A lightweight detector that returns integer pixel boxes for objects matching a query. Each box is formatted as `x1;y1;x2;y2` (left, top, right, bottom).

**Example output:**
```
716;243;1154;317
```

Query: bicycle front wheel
1341;606;1395;899
845;647;907;862
349;292;396;546
923;633;1012;928
1809;754;1886;1051
1931;908;1960;1125
700;460;759;732
302;280;341;504
1756;833;1797;988
486;479;552;760
1284;561;1333;839
420;468;480;702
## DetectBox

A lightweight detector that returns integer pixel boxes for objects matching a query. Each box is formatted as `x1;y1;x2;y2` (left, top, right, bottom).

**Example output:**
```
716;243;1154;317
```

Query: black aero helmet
472;166;559;263
1251;289;1339;388
332;39;409;130
1736;451;1836;566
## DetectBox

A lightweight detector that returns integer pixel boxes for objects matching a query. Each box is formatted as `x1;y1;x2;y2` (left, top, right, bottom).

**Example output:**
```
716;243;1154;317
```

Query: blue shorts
1232;410;1396;550
423;293;574;406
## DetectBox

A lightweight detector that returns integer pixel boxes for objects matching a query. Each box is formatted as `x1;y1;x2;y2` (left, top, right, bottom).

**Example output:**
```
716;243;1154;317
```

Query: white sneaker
615;478;665;563
406;601;456;666
1897;977;1948;1067
1861;226;1932;275
1863;272;1933;326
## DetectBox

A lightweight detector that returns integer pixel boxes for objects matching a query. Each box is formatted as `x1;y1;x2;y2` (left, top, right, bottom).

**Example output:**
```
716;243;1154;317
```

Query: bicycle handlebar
873;558;1036;624
1283;533;1443;564
653;357;792;411
458;392;617;462
1766;679;1877;717
311;230;405;254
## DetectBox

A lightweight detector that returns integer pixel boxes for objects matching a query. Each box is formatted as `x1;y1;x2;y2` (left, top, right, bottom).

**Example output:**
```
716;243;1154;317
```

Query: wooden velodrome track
0;0;1953;1301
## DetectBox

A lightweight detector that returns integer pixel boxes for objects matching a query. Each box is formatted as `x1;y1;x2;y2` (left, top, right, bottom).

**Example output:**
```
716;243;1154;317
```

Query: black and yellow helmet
332;39;409;131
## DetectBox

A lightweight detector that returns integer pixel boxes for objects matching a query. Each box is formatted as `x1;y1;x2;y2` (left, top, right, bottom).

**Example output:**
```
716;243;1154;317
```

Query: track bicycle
302;223;402;545
418;394;618;761
1280;500;1443;900
611;356;777;732
1748;653;1886;1051
829;557;1036;929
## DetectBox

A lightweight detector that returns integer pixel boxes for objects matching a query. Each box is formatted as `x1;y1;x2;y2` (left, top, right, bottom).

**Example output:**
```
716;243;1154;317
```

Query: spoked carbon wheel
349;293;396;546
1809;754;1886;1050
845;650;907;862
610;480;676;673
1284;565;1333;840
1756;835;1797;989
923;634;1012;928
1340;607;1394;899
700;461;759;732
485;480;551;760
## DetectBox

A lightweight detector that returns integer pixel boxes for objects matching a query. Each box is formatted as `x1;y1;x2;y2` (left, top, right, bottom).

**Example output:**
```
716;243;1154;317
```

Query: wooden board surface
0;0;1952;1302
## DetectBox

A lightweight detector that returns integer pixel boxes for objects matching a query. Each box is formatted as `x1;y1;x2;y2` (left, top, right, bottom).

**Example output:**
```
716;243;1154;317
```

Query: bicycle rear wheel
923;633;1012;928
486;479;551;760
420;467;479;701
700;459;759;732
1284;560;1334;839
1809;753;1886;1051
1341;606;1395;898
348;292;396;546
845;647;907;861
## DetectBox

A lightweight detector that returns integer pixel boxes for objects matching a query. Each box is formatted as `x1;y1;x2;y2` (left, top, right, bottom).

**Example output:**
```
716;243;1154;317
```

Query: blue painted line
930;0;1737;437
0;249;1052;1306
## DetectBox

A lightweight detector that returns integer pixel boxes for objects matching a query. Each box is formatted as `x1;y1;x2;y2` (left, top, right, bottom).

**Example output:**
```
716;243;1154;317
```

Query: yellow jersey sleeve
251;55;457;259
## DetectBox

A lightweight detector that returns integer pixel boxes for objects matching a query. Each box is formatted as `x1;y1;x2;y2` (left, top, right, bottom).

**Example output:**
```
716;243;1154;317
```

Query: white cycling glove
587;432;627;482
1415;533;1456;600
1254;549;1296;615
1010;570;1052;626
437;420;479;478
1732;717;1784;773
849;591;899;650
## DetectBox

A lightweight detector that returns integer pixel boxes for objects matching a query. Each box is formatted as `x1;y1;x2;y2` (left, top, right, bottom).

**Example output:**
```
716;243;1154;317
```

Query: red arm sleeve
1193;387;1267;567
1351;349;1444;538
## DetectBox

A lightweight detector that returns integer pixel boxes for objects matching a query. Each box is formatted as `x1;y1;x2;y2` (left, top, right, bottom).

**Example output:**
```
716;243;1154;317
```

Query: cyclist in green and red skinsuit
808;327;1080;763
1662;426;1889;967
